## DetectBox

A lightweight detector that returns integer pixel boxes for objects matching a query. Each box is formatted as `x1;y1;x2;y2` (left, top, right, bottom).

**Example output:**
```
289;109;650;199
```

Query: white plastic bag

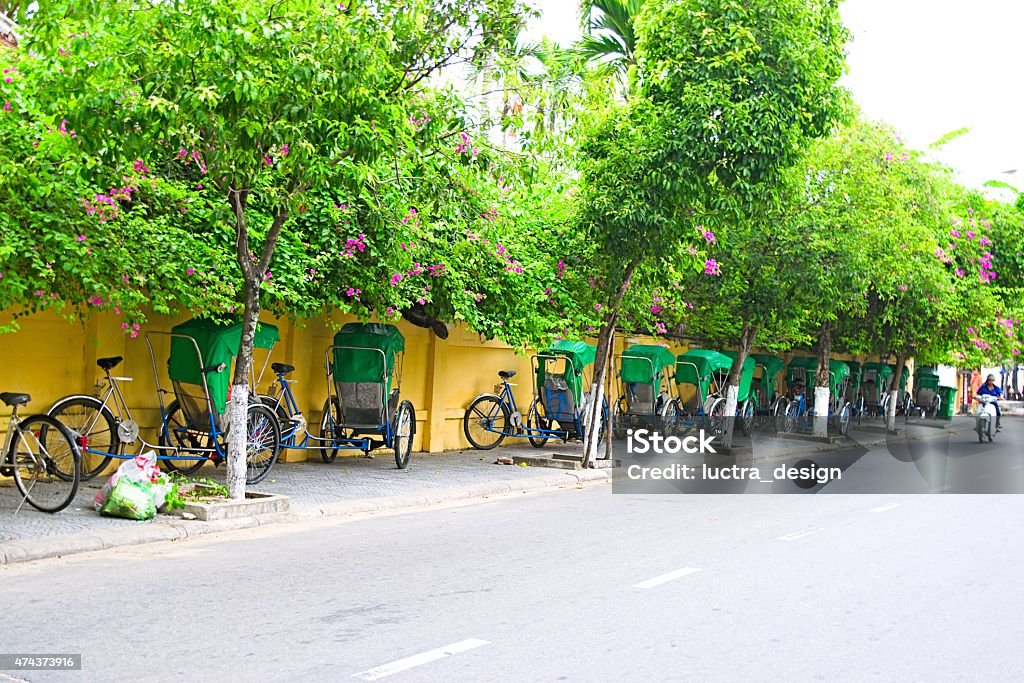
94;451;161;511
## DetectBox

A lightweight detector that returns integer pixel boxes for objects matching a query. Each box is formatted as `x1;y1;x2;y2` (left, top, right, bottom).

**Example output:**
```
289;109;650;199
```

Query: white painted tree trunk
813;386;830;438
722;384;739;449
885;388;898;431
585;382;606;463
227;383;249;500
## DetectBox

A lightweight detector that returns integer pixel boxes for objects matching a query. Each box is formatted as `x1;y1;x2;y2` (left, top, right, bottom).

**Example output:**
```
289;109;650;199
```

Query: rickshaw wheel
319;398;342;463
527;398;549;448
612;398;629;440
658;399;679;437
739;399;755;437
837;402;852;436
159;400;210;475
772;398;788;433
463;395;510;450
392;400;414;469
706;398;727;437
245;403;281;485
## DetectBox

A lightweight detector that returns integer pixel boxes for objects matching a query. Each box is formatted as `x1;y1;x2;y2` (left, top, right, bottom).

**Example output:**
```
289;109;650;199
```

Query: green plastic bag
99;479;157;521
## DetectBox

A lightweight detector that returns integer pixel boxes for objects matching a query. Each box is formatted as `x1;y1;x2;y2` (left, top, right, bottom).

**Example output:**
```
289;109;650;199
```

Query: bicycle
47;356;135;480
2;392;81;513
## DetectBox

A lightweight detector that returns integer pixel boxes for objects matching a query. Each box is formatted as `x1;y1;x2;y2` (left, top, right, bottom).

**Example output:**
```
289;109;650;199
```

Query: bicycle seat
97;356;123;371
0;392;30;407
498;370;517;379
272;363;295;375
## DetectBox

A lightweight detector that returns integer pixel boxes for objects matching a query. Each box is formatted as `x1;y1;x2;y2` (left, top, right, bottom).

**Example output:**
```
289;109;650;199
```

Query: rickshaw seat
499;370;517;379
337;381;385;428
0;392;30;407
97;356;123;371
272;362;295;375
862;380;880;404
625;382;655;415
542;375;577;423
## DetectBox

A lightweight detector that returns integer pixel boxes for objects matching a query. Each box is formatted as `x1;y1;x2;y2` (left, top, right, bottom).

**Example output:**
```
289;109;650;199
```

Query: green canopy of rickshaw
168;318;281;413
332;323;405;393
751;354;785;385
675;349;733;403
862;362;893;381
846;360;862;382
535;340;598;403
786;357;850;396
621;344;676;385
914;365;941;390
786;356;817;387
720;351;757;402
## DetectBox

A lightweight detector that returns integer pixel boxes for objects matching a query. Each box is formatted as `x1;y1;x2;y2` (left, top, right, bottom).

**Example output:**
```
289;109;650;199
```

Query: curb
0;469;611;567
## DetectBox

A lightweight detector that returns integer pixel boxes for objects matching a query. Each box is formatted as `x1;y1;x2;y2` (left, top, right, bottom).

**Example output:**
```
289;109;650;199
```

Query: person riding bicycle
977;374;1004;431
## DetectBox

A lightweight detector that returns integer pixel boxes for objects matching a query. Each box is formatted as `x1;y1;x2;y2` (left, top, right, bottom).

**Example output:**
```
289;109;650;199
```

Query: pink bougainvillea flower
187;268;196;276
594;303;602;311
950;229;960;238
390;273;403;287
704;259;721;276
87;294;104;306
898;284;908;292
884;152;894;162
655;322;667;335
76;234;87;242
263;154;273;166
955;268;965;277
2;101;11;112
651;304;663;315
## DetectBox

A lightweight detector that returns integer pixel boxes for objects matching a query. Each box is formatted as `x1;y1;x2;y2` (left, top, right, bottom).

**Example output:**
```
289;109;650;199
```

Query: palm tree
576;0;646;79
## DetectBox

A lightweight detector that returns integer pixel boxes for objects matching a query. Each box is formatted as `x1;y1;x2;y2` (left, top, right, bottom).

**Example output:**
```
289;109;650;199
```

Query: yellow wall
0;307;938;473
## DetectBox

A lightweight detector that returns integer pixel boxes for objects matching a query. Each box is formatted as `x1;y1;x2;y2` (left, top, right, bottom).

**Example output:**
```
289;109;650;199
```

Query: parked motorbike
974;393;999;443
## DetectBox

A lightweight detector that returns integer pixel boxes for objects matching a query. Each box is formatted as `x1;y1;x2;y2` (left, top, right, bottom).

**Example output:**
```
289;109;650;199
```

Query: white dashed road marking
632;567;702;589
777;527;823;541
353;639;491;680
870;503;901;513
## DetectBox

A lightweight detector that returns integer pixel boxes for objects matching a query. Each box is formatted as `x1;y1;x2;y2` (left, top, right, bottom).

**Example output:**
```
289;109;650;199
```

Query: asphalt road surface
3;422;1024;682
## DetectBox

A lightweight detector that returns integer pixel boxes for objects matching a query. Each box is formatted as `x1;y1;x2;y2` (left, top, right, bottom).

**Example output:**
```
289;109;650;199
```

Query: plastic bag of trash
149;473;175;512
94;451;161;511
99;478;157;521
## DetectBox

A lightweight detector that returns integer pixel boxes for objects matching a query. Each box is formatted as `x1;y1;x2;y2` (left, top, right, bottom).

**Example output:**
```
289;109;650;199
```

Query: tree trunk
582;260;638;468
583;313;616;467
886;352;907;431
226;191;289;499
226;276;261;499
813;323;831;437
722;322;756;449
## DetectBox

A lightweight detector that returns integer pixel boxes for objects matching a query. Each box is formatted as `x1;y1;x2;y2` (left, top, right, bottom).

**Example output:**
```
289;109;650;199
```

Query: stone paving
0;444;580;544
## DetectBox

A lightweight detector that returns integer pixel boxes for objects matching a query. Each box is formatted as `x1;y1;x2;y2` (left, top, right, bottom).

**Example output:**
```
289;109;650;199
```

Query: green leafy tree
20;0;529;497
574;0;849;461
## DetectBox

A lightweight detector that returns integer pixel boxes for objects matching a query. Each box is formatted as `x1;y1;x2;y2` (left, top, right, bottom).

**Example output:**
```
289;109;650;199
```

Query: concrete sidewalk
0;417;968;565
0;447;609;566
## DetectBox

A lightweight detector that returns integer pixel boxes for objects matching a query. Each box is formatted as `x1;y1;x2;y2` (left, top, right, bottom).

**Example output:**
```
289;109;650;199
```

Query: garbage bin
936;385;957;420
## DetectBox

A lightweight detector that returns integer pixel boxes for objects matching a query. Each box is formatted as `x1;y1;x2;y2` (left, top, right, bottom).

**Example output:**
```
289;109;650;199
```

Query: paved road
5;460;1024;682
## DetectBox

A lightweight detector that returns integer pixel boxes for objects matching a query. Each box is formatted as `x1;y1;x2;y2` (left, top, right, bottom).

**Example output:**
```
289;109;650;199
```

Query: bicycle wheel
772;398;789;433
245;403;281;485
159;400;211;475
706;397;727;438
527;398;549;448
9;414;80;513
48;395;118;481
784;400;801;433
391;400;414;469
739;398;755;437
319;397;343;464
463;395;511;450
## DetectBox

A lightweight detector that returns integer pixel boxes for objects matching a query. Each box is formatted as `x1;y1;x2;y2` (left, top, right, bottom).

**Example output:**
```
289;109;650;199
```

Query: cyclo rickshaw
911;366;942;419
612;344;679;439
258;323;415;469
750;353;786;430
47;317;283;485
670;349;732;437
780;358;853;436
157;318;283;483
462;340;608;450
845;361;863;420
859;362;893;423
721;351;757;436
